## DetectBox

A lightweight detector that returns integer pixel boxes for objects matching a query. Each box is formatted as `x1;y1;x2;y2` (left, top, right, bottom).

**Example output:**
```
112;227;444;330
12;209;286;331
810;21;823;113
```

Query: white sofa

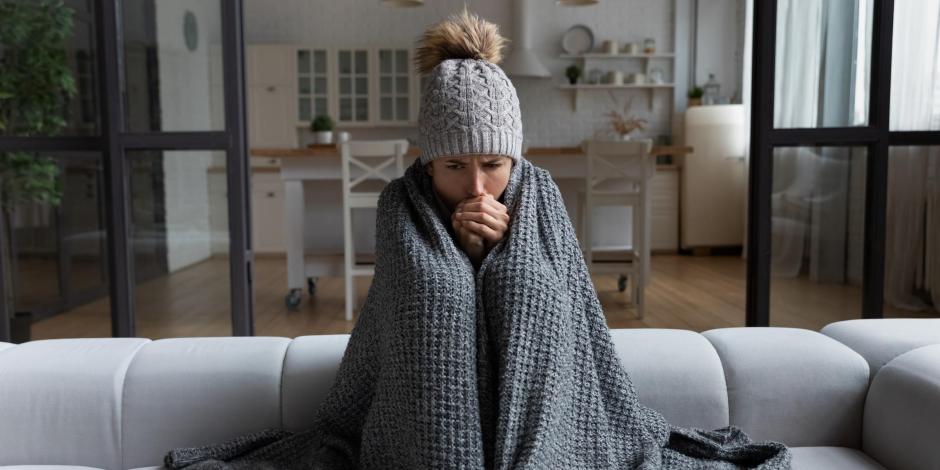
0;319;938;470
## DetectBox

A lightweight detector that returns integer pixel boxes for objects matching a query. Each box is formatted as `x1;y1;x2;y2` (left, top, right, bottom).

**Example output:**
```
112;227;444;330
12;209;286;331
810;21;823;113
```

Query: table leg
284;180;305;291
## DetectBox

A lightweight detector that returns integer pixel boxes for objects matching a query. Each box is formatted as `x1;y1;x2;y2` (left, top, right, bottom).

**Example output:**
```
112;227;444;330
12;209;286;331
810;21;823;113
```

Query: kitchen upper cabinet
376;48;418;125
296;48;329;123
246;45;297;148
336;48;371;124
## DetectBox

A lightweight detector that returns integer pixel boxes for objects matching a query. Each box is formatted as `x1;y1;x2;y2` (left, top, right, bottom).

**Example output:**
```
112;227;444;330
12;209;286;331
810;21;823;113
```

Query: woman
164;8;790;470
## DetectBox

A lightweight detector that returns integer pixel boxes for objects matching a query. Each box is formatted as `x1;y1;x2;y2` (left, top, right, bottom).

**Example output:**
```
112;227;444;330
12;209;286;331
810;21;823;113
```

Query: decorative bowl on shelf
562;24;594;55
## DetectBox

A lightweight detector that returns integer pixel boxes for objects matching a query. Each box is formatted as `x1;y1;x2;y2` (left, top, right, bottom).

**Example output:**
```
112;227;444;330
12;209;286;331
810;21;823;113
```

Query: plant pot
688;98;702;107
315;131;333;145
567;76;578;85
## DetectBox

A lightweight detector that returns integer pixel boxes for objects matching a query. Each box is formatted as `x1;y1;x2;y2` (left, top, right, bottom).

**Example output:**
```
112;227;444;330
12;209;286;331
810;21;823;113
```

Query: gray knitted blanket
165;156;790;469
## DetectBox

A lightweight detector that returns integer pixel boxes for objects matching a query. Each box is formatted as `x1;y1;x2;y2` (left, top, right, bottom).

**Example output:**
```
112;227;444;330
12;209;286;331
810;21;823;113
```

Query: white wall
694;0;747;103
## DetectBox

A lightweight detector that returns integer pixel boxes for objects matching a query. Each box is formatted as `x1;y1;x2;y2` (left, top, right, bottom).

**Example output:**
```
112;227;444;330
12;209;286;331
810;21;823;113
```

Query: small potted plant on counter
688;86;704;107
565;64;582;85
311;115;334;145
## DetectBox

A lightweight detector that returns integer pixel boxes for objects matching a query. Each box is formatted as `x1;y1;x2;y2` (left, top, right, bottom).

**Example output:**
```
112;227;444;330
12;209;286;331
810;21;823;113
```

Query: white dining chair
340;139;408;321
575;138;654;319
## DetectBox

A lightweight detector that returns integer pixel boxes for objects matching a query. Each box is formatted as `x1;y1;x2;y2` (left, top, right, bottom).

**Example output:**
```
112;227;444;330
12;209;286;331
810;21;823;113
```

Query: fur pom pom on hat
414;8;524;166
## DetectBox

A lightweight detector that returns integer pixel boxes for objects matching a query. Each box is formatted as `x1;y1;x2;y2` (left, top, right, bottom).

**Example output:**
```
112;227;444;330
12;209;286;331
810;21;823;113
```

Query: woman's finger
461;220;502;243
455;210;506;233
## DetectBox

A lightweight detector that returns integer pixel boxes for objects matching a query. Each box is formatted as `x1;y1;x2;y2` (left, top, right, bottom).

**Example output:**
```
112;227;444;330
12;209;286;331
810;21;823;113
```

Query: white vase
315;131;333;145
620;133;633;141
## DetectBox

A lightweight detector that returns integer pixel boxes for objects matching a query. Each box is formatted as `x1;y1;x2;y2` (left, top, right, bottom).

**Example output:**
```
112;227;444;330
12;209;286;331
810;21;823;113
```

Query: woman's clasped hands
451;194;510;266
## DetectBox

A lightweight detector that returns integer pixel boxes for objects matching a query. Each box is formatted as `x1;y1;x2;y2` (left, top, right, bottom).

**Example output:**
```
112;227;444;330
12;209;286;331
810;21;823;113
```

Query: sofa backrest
0;327;870;469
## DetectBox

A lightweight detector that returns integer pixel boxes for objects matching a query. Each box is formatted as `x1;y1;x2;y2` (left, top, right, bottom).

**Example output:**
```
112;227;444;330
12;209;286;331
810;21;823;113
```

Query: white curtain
885;0;940;311
770;0;865;282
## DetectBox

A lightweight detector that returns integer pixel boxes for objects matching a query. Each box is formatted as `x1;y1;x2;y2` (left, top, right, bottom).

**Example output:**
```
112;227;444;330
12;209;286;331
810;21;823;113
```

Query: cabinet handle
267;192;276;198
269;158;277;165
266;86;276;92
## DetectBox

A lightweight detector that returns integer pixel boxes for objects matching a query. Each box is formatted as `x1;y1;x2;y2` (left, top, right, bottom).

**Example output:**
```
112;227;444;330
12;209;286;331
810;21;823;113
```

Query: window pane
355;77;368;95
299;98;311;121
314;50;326;74
380;97;393;120
12;152;111;340
339;97;351;121
339;51;351;74
298;76;311;95
396;97;409;121
297;50;310;74
381;77;392;94
774;0;872;128
770;146;867;328
889;0;940;131
314;77;326;95
885;146;940;315
395;50;408;73
127;150;231;338
396;75;409;94
355;50;367;73
122;0;225;132
315;98;327;118
355;97;368;121
339;77;350;95
0;1;100;136
380;50;392;74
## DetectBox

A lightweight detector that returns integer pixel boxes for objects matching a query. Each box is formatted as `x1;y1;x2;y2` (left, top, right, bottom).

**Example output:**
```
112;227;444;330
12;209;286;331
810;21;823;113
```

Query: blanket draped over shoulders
164;156;790;470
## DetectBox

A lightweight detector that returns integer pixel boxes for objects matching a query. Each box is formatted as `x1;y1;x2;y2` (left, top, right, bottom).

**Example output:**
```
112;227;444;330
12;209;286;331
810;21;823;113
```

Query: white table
254;145;692;309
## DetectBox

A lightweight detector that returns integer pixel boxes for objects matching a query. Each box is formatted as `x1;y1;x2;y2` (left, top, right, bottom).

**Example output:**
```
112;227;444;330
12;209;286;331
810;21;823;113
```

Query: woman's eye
485;163;502;168
447;165;462;170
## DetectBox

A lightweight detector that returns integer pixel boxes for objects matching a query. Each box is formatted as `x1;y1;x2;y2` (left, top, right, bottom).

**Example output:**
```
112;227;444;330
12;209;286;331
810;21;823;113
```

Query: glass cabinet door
337;48;370;123
296;48;328;123
377;48;413;124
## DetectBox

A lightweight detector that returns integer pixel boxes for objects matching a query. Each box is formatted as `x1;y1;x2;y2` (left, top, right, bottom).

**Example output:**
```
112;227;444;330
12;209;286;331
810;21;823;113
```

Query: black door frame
0;0;253;340
747;0;940;325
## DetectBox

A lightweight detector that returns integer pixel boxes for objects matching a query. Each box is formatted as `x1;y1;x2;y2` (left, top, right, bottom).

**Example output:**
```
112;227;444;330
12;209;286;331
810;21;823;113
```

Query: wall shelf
557;83;674;111
559;53;675;60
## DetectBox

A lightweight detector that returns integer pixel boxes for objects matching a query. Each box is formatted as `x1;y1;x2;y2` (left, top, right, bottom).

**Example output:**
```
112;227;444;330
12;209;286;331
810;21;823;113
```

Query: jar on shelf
703;73;721;105
643;38;656;54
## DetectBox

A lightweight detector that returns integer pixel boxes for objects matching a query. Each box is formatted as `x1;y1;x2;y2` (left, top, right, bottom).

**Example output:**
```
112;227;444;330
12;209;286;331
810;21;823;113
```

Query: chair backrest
582;138;654;192
340;139;409;197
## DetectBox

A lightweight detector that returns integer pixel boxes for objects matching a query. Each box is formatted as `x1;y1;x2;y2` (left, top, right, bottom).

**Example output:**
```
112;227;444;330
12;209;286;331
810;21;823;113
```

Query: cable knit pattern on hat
415;10;523;165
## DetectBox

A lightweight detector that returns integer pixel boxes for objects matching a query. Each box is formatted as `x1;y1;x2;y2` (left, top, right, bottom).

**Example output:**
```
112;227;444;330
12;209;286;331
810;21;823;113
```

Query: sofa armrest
863;344;940;470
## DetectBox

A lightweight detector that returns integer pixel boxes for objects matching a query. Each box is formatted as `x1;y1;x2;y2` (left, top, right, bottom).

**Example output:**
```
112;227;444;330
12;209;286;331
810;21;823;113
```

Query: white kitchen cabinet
650;168;680;252
296;48;330;122
335;48;371;124
375;47;419;125
251;172;286;254
246;45;297;148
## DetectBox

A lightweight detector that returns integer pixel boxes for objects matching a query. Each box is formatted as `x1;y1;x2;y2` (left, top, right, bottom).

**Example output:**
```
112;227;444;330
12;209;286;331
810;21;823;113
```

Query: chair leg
635;274;645;320
344;206;355;322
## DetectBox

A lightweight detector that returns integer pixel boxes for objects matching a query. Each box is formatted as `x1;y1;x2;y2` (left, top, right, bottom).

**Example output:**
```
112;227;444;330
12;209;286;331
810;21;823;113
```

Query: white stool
575;138;654;319
340;139;408;321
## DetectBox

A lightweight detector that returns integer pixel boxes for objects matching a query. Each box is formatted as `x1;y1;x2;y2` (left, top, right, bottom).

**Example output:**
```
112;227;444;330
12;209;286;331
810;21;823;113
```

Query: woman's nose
468;170;486;197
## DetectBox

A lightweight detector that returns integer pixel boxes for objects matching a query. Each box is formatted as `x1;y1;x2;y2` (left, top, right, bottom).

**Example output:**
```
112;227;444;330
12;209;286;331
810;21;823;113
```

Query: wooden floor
30;255;936;340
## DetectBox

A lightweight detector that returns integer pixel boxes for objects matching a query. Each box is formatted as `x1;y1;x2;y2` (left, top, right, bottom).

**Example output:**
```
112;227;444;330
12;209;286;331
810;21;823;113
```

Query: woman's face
426;155;514;211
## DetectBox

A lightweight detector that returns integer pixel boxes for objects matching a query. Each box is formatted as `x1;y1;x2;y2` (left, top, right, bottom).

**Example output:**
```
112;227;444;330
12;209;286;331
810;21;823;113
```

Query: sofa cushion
821;318;940;379
790;447;885;469
863;344;940;470
120;337;291;469
608;329;729;430
0;342;14;353
703;327;869;447
281;334;351;431
0;338;149;470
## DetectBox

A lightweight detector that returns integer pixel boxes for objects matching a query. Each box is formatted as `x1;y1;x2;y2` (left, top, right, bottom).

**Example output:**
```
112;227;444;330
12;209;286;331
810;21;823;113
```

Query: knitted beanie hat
414;8;524;166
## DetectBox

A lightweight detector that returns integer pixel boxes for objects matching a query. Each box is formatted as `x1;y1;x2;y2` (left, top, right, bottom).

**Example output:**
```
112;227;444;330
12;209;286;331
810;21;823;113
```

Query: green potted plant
310;115;334;145
565;64;582;85
0;0;74;342
688;86;705;107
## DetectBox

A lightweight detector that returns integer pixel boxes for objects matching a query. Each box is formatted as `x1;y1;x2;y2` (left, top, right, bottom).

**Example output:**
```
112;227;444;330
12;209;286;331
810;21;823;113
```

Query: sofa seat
790;447;886;469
